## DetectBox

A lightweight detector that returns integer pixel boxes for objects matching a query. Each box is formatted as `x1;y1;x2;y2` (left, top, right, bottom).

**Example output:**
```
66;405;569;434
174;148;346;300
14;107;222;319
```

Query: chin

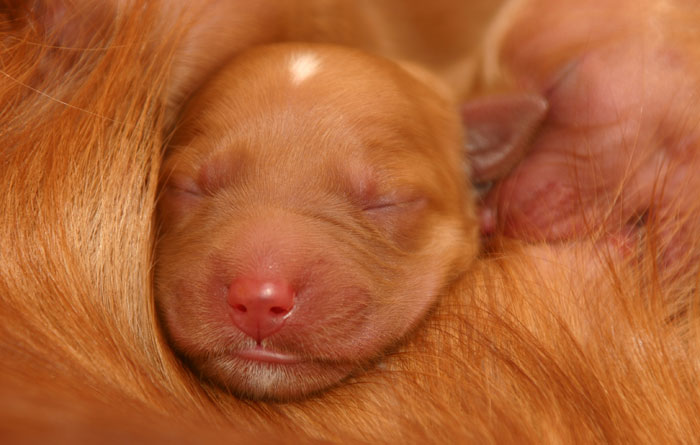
194;351;358;401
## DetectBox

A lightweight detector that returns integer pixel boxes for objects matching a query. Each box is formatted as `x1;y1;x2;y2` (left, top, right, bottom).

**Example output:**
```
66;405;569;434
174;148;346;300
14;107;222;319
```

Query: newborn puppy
156;43;479;400
473;0;700;260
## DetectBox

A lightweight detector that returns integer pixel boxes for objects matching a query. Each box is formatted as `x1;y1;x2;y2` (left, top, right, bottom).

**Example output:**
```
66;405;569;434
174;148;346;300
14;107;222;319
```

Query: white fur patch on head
289;52;320;85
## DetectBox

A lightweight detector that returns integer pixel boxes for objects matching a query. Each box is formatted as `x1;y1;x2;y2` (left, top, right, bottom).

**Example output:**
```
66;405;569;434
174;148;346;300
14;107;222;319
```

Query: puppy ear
462;93;547;183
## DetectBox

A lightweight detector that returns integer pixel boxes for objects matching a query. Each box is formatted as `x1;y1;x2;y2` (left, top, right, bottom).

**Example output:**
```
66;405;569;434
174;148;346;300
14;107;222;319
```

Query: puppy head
157;43;478;400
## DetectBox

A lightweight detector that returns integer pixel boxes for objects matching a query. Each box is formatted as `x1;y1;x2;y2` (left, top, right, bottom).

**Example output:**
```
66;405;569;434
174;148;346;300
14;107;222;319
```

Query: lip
235;346;302;365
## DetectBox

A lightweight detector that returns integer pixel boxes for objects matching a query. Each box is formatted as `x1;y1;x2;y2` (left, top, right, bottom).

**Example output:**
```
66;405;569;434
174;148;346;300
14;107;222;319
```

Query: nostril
233;304;248;313
270;306;288;315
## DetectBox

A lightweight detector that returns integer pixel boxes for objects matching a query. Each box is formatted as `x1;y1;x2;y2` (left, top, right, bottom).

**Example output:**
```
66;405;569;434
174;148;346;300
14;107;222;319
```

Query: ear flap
462;93;548;183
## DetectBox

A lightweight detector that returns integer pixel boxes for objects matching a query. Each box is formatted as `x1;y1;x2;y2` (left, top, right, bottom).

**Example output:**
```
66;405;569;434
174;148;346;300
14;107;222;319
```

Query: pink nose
226;278;295;342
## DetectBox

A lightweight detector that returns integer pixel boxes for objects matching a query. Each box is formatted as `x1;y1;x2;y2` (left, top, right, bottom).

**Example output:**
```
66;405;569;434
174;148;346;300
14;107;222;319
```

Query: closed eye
363;199;399;211
166;177;202;198
362;196;426;212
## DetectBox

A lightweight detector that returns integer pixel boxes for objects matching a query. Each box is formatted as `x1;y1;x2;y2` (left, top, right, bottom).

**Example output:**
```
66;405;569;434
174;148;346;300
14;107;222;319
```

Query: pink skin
156;44;477;400
227;277;295;342
479;1;700;262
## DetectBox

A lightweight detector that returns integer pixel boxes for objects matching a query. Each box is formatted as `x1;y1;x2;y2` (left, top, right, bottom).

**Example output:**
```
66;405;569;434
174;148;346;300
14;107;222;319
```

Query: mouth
234;346;302;365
